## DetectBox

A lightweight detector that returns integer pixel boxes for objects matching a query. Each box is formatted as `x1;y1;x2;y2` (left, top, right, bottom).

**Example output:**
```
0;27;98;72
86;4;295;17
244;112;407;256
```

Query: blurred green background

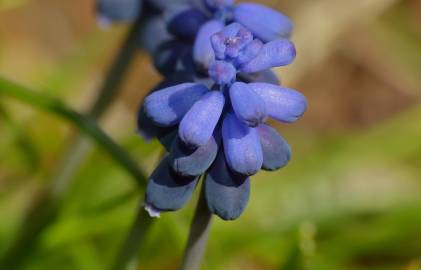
1;0;421;269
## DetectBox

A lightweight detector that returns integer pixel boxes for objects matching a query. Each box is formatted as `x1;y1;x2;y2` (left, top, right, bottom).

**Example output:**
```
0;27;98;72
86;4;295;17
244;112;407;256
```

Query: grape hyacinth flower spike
140;7;306;221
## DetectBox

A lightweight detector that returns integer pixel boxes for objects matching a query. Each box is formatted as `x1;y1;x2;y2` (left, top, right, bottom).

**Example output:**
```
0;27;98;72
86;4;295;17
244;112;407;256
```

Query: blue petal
230;82;267;127
239;69;281;85
233;3;293;42
256;124;291;171
138;16;171;55
193;20;225;72
205;150;250;220
97;0;143;22
144;83;208;127
153;40;192;76
137;72;195;140
208;61;236;85
249;83;307;123
145;157;199;211
157;128;178;152
179;91;225;147
137;105;162;141
222;113;263;175
240;39;296;73
211;23;253;60
234;39;263;68
218;22;243;37
166;5;208;40
169;132;219;177
137;107;176;152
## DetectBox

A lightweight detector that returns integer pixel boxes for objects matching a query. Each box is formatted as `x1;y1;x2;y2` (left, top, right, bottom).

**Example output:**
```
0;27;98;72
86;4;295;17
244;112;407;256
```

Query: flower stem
110;151;167;270
110;203;154;270
181;184;213;270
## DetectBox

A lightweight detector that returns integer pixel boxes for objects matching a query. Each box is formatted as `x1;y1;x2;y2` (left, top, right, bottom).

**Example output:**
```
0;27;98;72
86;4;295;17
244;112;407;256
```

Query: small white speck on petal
144;203;161;218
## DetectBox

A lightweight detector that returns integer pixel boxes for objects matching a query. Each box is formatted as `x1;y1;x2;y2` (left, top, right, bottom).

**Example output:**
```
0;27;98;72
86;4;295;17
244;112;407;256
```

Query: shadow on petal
169;131;220;177
257;124;291;171
145;156;199;212
205;150;250;221
144;83;208;127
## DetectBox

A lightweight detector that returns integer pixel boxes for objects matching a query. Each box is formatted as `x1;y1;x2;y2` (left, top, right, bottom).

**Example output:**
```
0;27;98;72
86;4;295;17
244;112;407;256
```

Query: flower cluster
98;0;307;220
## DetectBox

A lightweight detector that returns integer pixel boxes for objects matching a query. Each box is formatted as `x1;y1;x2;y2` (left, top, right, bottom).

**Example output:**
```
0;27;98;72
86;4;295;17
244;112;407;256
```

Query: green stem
110;204;154;270
110;151;167;270
181;184;213;270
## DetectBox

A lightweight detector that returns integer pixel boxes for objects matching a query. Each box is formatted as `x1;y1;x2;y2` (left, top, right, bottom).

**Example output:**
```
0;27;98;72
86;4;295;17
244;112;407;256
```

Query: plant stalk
180;185;213;270
110;203;154;270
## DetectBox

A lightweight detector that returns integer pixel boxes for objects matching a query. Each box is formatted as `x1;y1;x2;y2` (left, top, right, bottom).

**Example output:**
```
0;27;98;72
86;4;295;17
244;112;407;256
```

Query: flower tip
144;203;161;218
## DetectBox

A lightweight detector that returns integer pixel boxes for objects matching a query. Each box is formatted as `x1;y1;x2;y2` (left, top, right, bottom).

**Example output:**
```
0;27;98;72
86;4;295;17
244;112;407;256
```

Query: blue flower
138;2;306;221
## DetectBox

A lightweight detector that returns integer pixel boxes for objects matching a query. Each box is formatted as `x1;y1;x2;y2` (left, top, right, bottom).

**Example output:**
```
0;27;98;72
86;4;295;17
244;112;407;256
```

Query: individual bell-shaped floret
165;4;208;40
144;83;208;127
210;23;253;60
145;156;199;213
240;39;296;73
230;82;267;127
233;3;293;42
193;20;225;72
97;0;143;23
256;124;291;171
222;112;263;175
205;149;250;220
179;91;225;148
208;61;236;85
169;132;219;177
249;83;307;123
